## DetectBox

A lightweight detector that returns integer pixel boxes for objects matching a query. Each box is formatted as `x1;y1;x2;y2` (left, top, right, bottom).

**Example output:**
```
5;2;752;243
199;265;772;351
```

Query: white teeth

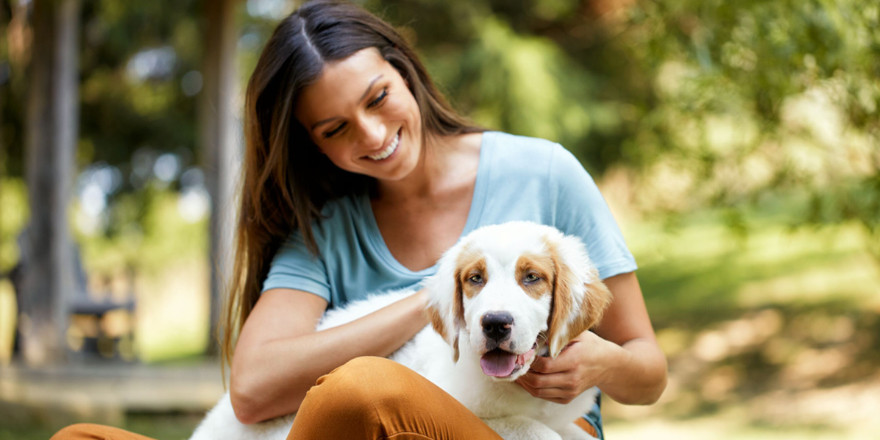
367;132;399;161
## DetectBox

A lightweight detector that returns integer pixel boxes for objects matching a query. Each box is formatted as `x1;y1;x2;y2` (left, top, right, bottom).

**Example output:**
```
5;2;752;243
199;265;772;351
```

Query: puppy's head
425;222;612;380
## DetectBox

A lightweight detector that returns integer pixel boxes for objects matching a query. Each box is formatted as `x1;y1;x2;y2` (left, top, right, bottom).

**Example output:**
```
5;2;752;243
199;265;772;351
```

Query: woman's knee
51;423;154;440
292;357;419;436
317;356;416;407
51;423;112;440
304;357;422;417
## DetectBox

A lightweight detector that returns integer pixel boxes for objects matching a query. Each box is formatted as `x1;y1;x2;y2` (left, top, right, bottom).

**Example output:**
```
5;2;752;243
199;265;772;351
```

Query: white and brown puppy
423;221;612;439
190;221;611;440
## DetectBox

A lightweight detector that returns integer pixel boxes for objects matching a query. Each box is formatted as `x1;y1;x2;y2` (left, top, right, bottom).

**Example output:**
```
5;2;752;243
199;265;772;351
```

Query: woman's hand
516;272;668;405
514;331;615;404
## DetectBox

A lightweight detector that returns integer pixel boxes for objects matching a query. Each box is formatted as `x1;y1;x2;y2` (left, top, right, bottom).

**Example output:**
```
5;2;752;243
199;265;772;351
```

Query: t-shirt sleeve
261;229;331;302
550;145;637;279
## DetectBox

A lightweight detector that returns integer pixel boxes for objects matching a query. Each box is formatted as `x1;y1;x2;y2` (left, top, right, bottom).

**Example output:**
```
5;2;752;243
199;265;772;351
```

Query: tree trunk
202;0;240;355
20;0;81;366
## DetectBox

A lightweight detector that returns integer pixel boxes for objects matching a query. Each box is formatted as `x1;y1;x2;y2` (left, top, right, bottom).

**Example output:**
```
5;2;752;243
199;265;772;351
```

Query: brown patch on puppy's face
515;254;554;300
456;249;488;300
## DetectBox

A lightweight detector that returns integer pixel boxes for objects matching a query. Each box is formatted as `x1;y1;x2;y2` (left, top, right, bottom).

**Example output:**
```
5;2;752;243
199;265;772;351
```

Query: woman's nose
354;113;386;148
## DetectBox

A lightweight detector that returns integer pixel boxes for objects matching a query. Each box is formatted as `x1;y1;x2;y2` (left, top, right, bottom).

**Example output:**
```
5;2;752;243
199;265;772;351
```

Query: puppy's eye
468;274;484;284
523;273;541;284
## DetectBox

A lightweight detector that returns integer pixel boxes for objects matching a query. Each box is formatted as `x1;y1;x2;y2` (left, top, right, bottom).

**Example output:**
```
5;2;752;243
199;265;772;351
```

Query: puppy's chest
446;374;537;419
482;392;544;421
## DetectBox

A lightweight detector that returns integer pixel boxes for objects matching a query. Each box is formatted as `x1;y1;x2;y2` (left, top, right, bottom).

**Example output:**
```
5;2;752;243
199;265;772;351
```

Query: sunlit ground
134;260;210;362
1;203;879;439
604;212;880;440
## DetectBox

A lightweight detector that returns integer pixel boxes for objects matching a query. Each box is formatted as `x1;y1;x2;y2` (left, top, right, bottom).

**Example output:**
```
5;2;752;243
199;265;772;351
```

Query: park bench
8;236;137;361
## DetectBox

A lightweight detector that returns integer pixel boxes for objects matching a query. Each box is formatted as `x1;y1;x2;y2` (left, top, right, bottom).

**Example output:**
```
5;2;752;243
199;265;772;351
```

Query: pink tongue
517;346;536;365
480;350;517;377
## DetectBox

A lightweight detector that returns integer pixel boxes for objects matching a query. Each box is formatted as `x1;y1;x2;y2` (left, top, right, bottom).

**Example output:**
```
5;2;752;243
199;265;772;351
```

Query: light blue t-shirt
263;131;637;307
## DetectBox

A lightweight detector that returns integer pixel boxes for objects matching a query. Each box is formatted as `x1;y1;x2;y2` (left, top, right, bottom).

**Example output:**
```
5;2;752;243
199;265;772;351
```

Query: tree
18;0;81;365
201;0;240;354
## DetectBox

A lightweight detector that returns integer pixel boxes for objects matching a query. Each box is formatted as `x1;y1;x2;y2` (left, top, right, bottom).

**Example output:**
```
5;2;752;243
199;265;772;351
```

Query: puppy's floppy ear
546;234;613;358
424;243;468;362
426;305;459;362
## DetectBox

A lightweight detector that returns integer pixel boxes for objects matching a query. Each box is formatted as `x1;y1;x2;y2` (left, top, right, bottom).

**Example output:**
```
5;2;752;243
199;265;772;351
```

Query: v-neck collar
361;132;493;276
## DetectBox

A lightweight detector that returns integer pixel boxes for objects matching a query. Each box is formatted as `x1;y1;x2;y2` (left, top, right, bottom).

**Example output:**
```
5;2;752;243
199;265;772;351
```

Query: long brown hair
221;0;481;369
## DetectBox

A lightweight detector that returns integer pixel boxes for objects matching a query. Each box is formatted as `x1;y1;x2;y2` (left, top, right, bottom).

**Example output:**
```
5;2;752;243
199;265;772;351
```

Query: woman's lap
289;356;503;440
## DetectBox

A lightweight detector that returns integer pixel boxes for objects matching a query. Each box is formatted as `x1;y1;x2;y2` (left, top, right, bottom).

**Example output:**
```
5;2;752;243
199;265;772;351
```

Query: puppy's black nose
481;312;514;341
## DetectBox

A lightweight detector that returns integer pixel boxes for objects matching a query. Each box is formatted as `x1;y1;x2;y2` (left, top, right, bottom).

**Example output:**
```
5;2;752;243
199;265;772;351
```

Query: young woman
53;1;666;439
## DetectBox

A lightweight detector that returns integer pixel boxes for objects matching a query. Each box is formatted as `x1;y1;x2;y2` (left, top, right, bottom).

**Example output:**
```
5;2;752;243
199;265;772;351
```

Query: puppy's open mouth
479;343;537;378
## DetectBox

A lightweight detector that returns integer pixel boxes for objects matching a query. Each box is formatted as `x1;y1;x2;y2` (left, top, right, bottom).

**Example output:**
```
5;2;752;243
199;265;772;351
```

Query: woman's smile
366;129;401;161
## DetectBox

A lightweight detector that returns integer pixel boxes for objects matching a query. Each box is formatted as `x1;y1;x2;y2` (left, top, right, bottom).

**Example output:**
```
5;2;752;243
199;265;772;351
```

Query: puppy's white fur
190;221;611;440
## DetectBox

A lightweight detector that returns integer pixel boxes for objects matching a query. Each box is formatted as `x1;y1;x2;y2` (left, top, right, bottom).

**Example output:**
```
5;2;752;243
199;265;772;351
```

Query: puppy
422;221;612;439
190;221;611;440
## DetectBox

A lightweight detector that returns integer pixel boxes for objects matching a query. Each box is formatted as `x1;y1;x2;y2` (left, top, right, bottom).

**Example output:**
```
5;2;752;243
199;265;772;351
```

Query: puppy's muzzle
481;311;514;346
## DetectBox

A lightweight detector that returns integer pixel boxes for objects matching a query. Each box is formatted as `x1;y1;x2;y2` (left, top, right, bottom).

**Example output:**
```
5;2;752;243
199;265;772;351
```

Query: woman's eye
367;88;388;108
323;123;346;139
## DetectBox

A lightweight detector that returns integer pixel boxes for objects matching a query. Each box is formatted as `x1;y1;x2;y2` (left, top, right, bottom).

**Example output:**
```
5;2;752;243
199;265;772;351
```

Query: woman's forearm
593;272;668;405
230;290;429;424
596;336;667;405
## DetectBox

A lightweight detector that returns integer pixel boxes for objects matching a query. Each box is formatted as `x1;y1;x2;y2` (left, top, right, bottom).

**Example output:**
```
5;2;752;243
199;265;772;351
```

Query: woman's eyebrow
359;74;384;102
310;74;385;131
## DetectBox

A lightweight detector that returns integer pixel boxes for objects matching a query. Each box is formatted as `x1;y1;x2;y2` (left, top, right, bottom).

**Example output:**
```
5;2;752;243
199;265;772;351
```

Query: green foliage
805;174;880;258
435;17;596;151
78;0;201;174
0;179;28;274
1;0;201;178
73;184;208;278
615;0;880;255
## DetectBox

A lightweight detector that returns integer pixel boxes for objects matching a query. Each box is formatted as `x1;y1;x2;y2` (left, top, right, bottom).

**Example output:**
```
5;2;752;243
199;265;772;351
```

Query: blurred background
1;0;878;438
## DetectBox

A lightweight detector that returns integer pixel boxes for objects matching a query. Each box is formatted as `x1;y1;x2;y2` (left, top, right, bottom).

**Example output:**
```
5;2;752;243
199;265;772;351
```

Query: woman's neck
374;132;482;204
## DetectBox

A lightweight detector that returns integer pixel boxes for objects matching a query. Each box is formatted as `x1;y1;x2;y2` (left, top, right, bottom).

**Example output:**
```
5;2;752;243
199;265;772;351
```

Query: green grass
631;216;878;319
0;412;202;440
604;211;880;439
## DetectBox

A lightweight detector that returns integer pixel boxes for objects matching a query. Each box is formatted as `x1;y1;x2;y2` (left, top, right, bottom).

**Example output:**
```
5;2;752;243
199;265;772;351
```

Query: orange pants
52;357;596;439
288;356;501;439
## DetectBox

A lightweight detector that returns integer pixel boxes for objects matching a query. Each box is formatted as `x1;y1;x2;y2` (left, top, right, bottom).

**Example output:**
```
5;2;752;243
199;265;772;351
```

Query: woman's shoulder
483;131;579;176
286;194;368;249
321;193;368;225
484;131;562;154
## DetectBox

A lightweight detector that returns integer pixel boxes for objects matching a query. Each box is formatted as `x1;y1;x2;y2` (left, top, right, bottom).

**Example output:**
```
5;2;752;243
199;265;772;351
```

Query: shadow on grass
631;219;880;425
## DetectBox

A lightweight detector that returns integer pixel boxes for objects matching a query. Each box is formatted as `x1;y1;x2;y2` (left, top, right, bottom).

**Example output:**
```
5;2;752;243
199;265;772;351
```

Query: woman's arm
515;271;667;404
230;288;429;424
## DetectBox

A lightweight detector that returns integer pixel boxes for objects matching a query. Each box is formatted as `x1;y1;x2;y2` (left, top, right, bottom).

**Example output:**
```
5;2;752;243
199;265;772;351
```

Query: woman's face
295;48;423;183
